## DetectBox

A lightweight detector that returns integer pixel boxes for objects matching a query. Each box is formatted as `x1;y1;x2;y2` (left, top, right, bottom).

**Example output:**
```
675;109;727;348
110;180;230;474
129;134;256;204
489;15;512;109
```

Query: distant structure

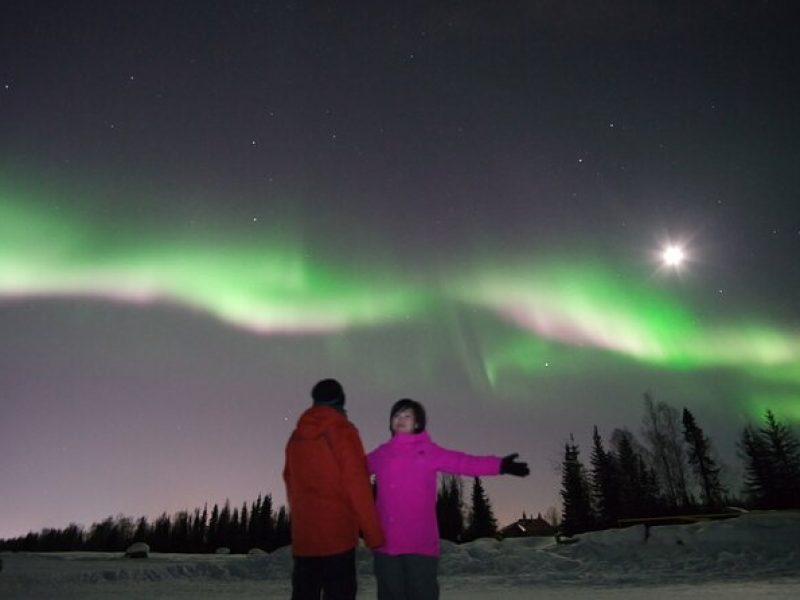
499;512;557;538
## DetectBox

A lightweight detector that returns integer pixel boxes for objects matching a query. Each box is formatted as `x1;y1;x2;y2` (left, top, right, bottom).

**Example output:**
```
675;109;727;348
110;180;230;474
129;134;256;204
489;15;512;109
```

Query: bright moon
662;245;686;267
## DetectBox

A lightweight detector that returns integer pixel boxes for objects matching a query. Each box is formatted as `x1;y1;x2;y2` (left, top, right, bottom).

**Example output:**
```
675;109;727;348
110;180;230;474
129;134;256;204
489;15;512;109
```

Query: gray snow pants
373;553;439;600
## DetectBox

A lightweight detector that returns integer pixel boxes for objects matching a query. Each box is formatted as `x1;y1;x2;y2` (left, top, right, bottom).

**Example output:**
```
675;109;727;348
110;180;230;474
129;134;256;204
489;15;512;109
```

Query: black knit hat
389;398;426;433
311;378;345;408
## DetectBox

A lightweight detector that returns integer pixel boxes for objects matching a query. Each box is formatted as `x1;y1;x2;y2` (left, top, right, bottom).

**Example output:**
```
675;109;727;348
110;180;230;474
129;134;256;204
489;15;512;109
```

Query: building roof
499;513;557;538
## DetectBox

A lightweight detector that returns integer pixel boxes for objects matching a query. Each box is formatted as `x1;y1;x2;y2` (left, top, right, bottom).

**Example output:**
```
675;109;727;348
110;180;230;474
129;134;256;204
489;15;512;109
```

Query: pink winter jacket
367;431;502;556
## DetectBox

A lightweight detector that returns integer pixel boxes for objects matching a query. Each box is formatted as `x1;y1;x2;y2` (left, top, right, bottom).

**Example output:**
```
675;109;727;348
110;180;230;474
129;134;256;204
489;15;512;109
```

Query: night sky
2;1;799;540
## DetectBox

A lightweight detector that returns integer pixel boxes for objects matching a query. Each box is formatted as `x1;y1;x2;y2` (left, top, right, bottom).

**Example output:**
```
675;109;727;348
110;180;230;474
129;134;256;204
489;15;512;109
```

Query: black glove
500;453;529;477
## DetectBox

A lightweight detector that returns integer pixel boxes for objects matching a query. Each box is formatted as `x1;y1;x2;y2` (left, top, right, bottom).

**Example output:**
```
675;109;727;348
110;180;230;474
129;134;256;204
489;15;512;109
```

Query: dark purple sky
1;1;799;539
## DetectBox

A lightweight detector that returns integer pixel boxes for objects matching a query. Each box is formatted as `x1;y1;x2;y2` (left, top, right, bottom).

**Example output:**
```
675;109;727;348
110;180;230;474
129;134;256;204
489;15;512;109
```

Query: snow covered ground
2;511;799;599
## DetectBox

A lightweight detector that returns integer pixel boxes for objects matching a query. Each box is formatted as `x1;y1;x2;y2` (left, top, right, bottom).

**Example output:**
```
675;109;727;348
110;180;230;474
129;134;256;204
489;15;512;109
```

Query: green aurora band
452;262;800;372
1;186;798;416
0;189;430;333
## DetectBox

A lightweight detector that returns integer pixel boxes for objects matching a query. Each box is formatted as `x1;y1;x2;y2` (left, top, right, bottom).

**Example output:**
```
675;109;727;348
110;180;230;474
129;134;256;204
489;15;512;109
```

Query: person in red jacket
284;378;385;600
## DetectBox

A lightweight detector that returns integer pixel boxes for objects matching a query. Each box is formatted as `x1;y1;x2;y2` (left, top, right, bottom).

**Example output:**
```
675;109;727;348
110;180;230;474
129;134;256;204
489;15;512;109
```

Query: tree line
436;475;500;543
0;493;290;554
560;395;800;535
3;399;798;552
1;479;498;554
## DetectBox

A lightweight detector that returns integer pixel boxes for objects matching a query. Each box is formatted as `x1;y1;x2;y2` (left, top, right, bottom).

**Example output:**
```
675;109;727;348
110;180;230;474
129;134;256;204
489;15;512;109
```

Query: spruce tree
560;435;594;535
739;424;770;507
637;455;662;515
682;408;726;508
465;477;497;541
260;494;275;550
238;503;249;551
436;475;464;542
590;426;620;528
274;506;291;549
763;410;800;508
151;513;172;552
85;516;113;551
208;504;220;550
249;496;262;549
171;511;190;553
133;516;149;544
218;500;232;549
190;506;206;552
64;523;85;551
741;411;800;509
231;507;242;552
612;428;660;518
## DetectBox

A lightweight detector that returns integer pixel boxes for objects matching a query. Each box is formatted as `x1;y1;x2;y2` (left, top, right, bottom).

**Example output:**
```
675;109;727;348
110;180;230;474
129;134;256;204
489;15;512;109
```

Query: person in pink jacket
367;398;529;600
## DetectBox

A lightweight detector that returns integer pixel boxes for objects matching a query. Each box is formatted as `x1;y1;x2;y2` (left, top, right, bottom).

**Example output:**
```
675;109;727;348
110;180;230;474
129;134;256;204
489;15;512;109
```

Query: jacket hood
292;405;348;441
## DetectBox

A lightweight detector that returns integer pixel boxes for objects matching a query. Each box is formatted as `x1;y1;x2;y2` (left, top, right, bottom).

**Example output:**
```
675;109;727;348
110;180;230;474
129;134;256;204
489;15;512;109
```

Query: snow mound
0;511;798;598
124;542;149;559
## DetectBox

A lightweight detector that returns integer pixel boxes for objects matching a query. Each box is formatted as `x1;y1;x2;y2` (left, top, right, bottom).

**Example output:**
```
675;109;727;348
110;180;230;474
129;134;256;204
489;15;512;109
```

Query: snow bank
1;511;798;599
439;512;800;585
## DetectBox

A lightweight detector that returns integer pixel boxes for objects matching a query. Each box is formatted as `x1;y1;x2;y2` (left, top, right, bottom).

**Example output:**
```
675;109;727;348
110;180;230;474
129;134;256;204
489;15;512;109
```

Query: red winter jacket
284;405;384;556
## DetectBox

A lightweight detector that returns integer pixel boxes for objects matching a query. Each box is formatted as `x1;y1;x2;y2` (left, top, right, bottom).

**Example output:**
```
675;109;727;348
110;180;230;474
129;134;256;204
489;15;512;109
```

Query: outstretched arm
434;446;530;478
433;444;503;476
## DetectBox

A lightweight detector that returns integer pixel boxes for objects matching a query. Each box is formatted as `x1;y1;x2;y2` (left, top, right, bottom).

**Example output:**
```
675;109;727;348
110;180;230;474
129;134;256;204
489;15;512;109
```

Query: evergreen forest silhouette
2;396;799;553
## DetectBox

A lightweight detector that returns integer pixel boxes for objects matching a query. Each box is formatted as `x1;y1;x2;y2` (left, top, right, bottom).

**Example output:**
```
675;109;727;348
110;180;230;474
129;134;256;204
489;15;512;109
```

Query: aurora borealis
0;187;430;333
1;2;799;539
3;187;797;390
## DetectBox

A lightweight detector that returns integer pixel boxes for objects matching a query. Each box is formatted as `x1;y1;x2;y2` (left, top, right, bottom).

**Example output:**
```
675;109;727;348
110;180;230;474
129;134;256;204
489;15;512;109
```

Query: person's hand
500;453;529;477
